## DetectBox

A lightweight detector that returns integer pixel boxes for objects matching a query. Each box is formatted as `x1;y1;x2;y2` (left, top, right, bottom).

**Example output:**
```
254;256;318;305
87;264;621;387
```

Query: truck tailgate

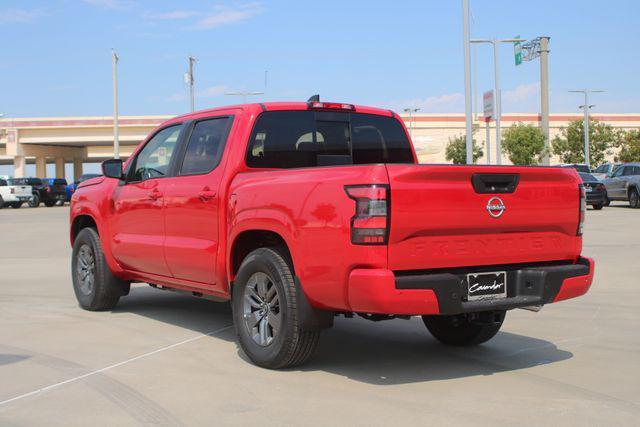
386;164;582;271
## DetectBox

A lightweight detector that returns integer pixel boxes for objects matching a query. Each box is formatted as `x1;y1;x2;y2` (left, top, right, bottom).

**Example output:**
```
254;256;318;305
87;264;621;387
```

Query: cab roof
163;102;398;127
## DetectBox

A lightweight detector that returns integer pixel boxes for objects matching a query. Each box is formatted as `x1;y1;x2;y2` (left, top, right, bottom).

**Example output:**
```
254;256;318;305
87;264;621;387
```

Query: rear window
246;111;414;169
579;173;597;181
53;179;67;186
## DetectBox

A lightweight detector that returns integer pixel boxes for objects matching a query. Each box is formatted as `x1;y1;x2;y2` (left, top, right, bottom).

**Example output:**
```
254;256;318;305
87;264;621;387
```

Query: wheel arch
229;228;295;282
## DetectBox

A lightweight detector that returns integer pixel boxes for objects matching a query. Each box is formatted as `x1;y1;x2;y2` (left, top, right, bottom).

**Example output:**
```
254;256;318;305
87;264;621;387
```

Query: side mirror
102;159;124;180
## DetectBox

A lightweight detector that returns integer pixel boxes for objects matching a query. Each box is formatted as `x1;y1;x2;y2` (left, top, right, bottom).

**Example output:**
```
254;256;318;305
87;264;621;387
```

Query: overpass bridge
1;113;638;179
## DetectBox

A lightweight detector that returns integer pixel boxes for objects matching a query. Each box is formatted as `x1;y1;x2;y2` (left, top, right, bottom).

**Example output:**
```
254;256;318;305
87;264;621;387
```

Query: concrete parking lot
0;204;639;426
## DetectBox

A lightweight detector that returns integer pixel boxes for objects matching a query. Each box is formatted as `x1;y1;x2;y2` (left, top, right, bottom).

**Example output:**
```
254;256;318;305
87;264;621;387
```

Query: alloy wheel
76;244;96;296
242;272;282;347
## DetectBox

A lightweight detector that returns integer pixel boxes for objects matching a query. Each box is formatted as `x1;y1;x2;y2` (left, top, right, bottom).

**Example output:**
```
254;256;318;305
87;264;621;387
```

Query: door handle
198;189;217;202
148;189;163;201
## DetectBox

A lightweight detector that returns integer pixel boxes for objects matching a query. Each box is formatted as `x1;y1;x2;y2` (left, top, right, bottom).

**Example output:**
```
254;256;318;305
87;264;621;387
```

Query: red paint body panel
70;101;594;315
386;164;583;271
348;269;440;315
554;257;595;302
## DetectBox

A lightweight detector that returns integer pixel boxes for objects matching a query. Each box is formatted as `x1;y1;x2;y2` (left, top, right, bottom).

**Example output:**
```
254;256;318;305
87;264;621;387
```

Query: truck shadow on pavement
115;286;573;385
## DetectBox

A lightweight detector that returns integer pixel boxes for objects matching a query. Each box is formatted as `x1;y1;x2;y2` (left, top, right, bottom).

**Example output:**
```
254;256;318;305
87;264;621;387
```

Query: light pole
225;92;264;104
462;0;473;164
184;56;197;112
403;108;420;139
471;37;526;165
112;49;119;159
569;89;604;168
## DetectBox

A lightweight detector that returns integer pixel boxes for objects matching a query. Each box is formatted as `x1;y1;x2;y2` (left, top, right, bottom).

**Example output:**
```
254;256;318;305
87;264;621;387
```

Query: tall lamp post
569;89;605;169
470;37;526;165
462;0;473;164
185;56;197;112
403;108;420;138
112;49;119;159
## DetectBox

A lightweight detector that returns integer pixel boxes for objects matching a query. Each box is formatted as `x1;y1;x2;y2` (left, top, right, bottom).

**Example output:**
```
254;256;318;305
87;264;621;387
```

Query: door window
179;118;231;175
612;167;625;178
130;125;183;182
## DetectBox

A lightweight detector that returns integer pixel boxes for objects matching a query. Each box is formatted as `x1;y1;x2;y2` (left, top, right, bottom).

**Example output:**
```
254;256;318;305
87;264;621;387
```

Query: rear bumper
1;194;31;203
347;257;594;315
586;191;606;204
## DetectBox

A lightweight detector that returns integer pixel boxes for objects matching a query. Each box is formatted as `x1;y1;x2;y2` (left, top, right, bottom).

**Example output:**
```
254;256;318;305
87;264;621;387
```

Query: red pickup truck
70;101;594;368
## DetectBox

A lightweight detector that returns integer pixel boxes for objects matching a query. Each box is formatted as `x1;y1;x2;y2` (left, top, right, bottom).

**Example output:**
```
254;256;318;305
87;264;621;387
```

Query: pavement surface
0;203;639;426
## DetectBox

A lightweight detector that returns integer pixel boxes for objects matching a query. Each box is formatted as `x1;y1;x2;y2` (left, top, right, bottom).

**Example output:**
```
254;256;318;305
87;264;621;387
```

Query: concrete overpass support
13;156;26;178
73;158;83;181
55;157;65;179
35;157;47;178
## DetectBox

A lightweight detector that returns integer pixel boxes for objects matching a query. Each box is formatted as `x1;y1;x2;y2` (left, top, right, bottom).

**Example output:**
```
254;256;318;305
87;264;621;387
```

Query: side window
179;117;231;175
0;179;6;186
612;167;625;177
623;167;635;176
130;125;183;182
595;164;607;173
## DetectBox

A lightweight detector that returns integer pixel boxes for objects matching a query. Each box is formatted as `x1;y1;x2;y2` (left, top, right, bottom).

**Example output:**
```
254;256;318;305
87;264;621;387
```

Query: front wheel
44;200;55;207
422;311;505;346
72;227;129;311
592;203;604;210
232;248;320;369
629;188;640;209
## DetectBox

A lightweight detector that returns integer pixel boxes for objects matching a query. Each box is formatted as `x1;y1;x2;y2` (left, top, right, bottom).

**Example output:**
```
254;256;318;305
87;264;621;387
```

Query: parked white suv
0;178;32;209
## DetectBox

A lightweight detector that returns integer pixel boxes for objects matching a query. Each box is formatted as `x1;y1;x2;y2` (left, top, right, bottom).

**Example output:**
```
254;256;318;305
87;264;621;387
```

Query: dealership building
0;113;638;179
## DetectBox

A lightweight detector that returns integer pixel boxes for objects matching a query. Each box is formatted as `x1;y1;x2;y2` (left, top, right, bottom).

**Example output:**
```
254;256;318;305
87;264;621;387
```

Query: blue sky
0;0;638;118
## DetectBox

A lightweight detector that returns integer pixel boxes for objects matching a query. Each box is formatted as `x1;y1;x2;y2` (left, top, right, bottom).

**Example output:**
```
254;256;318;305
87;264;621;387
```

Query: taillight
596;183;604;191
10;188;15;194
45;186;51;193
345;185;389;245
307;101;355;111
578;184;586;236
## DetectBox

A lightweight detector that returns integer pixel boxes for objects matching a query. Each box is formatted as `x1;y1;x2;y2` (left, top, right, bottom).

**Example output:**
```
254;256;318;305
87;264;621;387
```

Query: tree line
445;119;640;166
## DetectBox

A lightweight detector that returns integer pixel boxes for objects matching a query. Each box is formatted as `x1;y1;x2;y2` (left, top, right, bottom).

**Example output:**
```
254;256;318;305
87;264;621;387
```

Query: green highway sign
514;35;522;66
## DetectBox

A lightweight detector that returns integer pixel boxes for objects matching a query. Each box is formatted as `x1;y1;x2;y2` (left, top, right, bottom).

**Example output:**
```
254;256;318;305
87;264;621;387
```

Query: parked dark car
66;174;101;202
11;177;67;207
560;164;591;173
42;178;70;206
579;172;607;210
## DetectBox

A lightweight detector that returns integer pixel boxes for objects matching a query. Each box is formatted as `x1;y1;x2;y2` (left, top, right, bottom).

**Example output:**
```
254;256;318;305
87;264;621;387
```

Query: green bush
502;123;546;165
445;134;483;164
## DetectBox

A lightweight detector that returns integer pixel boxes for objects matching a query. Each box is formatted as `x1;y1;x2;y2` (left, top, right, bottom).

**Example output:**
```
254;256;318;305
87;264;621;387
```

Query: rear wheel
232;248;320;369
55;200;65;206
0;195;4;209
28;193;40;208
44;200;55;207
629;188;640;209
422;311;505;346
604;194;611;206
72;227;129;311
592;203;604;210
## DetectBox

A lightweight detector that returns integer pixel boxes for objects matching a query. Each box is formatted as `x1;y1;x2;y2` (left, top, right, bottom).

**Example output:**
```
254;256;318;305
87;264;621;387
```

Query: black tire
55;200;65;206
232;247;320;369
44;200;55;207
592;203;604;210
0;195;4;209
604;195;611;207
29;193;40;208
71;227;129;311
422;311;506;346
629;187;640;209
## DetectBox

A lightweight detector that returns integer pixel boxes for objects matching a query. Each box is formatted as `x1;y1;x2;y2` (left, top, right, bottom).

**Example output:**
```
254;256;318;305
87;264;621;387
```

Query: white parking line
0;325;233;407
